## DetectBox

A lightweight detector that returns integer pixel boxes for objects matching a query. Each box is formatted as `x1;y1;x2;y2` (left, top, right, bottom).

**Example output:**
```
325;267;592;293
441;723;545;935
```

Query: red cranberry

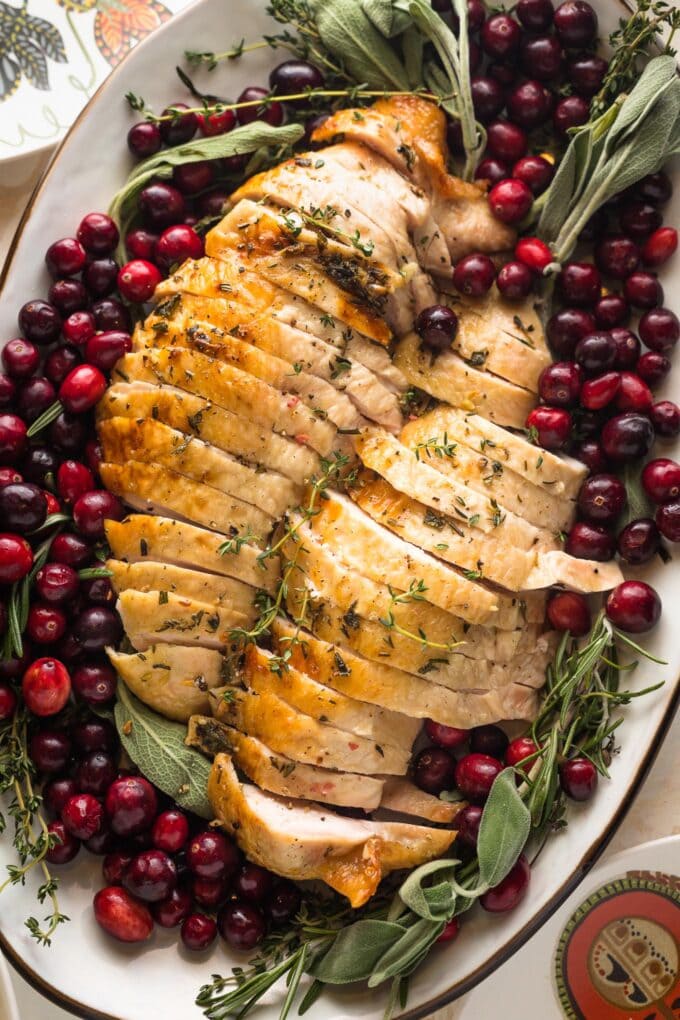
505;737;539;772
45;238;86;279
197;106;237;135
269;59;325;106
73;490;123;538
192;876;229;908
517;0;554;31
29;730;71;773
565;521;615;561
0;414;27;465
559;263;601;307
437;918;460;944
595;295;630;330
507;81;553;130
236;86;283;126
152;810;190;854
489;178;533;225
19;300;62;345
554;0;597;46
481;14;521;58
0;532;32;582
172;160;215;195
267;881;301;925
602;412;654;463
234;864;274;904
521;35;563;80
17;377;56;423
125;229;157;261
117;260;162;303
454;753;503;803
62;793;103;840
139;182;186;229
554;95;589;134
456;804;483;848
0;374;15;408
559;758;597;801
59;364;107;414
515;237;553;274
606;580;661;632
471;76;505;123
595;235;639;280
470;724;508;759
474;157;509;185
620;201;662;243
46;820;80;864
49;532;90;568
77;214;118;257
73;606;123;651
609;327;639;368
155;225;204;272
569;54;608;96
151;886;192;928
127;121;162;158
413;747;456;794
182;912;217;951
35;563;79;605
574;332;616;374
218;901;266;951
81;257;117;298
637;171;672;206
187;830;239;881
496;261;533;300
22;658;70;716
547;308;596;357
75;751;117;796
0;468;21;488
56;460;94;505
618;518;660;565
106;776;158;837
424;720;469;750
94;886;154;942
651;400;680;438
44;777;78;816
3;338;39;379
27;604;66;645
512;155;553;195
415;305;458;352
159;102;198;145
48;279;88;316
525;406;571;450
641;226;677;268
577;474;626;524
580;372;621;411
0;481;47;532
125;849;177;902
486;121;528;164
93;297;131;333
85;330;131;373
103;851;133;885
657;501;680;542
72;716;117;754
538;362;581;407
452;253;496;297
547;592;591;636
0;682;17;721
60;311;94;348
481;855;530;912
639;308;679;352
616;371;653;413
44;346;80;387
624;271;663;310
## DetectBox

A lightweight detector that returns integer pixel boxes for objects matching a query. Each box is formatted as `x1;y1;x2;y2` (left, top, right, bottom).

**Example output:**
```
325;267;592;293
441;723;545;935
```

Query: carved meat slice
116;589;252;652
378;778;462;824
208;755;455;907
104;515;280;592
108;644;224;721
107;560;256;616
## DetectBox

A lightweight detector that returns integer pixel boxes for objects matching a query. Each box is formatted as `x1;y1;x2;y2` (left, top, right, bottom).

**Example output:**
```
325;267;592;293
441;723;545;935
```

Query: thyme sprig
413;432;457;462
379;581;462;653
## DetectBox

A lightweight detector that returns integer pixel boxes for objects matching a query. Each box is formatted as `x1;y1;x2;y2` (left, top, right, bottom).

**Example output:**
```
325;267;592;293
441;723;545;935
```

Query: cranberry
486;121;528;164
515;237;553;274
554;95;589;134
0;414;27;465
470;725;508;759
49;532;90;568
607;579;662;632
192;876;229;908
505;737;539;772
218;901;266;951
3;338;39;380
44;346;80;387
0;643;34;681
116;260;161;304
652;400;680;439
60;312;94;349
580;372;620;411
657;500;680;542
517;0;554;31
507;80;553;130
547;308;596;357
73;490;123;539
46;820;80;864
73;606;123;651
0;468;21;488
44;777;78;816
559;263;601;307
620;201;662;243
641;226;677;268
0;481;47;532
474;157;509;186
236;86;284;127
595;235;639;280
158;101;198;145
55;461;92;505
565;521;614;561
34;563;79;605
466;0;486;31
570;437;609;472
103;851;133;885
81;576;114;606
139;182;186;229
152;810;190;854
29;730;71;773
155;225;204;272
496;261;533;300
71;718;117;756
521;35;563;80
171;161;214;196
638;171;672;206
481;855;530;912
59;364;107;415
75;751;117;797
452;253;496;297
415;305;458;352
602;412;654;463
559;758;597;801
17;377;56;424
106;776;158;837
569;54;607;96
424;720;469;750
0;683;17;722
489;178;533;225
577;474;626;524
512;155;553;196
27;604;67;644
0;374;15;408
128;122;163;160
182;912;217;951
22;657;70;716
124;229;156;262
554;0;597;44
413;747;456;794
481;13;520;58
617;518;660;565
609;327;639;368
624;271;663;311
454;752;503;803
574;332;617;375
269;59;325;105
537;363;580;409
595;295;630;330
150;886;191;928
19;300;62;345
82;257;117;299
187;830;239;881
0;531;32;582
49;279;88;317
437;918;460;944
94;886;154;943
61;793;103;840
525;406;571;450
456;804;483;848
198;107;237;136
234;864;274;904
45;238;86;279
639;308;679;352
85;331;131;373
124;849;177;902
75;214;118;258
91;297;130;334
267;881;301;925
471;76;505;123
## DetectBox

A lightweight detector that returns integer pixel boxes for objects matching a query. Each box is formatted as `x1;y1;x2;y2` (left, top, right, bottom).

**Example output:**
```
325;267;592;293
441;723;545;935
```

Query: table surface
1;154;679;1020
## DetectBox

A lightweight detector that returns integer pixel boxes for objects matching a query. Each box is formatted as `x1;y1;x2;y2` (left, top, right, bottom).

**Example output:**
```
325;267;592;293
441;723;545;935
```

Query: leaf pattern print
58;0;172;68
0;1;67;101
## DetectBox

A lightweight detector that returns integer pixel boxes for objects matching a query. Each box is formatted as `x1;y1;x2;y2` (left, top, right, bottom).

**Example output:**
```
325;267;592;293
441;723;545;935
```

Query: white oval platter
0;1;678;1018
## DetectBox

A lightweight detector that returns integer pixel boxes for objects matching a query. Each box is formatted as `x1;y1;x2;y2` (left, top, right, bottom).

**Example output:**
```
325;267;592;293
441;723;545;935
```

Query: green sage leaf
476;767;531;889
114;682;212;817
605;55;678;150
362;0;413;38
367;917;444;987
310;920;406;984
316;0;410;89
398;858;458;921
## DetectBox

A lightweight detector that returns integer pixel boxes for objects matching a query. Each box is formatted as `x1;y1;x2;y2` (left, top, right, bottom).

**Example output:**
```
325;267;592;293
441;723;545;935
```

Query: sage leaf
605;55;678;150
114;682;212;817
362;0;413;38
316;0;410;89
398;858;458;921
476;767;531;890
367;917;444;987
402;26;425;90
310;920;406;984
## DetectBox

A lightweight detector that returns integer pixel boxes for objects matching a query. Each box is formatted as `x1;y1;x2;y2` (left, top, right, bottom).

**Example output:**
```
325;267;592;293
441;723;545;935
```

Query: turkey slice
208;755;455;907
116;589;252;652
107;643;224;721
378;778;461;825
107;559;256;616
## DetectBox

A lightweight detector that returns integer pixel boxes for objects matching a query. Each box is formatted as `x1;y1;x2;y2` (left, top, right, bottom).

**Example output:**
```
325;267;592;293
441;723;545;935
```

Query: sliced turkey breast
208;755;455;907
243;645;419;750
394;333;536;428
107;643;224;721
104;515;280;592
186;715;385;811
379;778;462;824
211;686;410;776
111;347;337;456
107;560;256;616
97;383;319;485
116;589;252;652
100;461;273;541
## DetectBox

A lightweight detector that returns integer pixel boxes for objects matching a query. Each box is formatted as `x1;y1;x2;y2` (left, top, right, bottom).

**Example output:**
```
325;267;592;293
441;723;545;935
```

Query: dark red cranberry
75;751;117;797
103;851;133;885
61;310;95;348
517;0;554;31
638;171;672;206
106;776;158;837
559;758;598;801
93;886;154;942
565;521;615;561
512;155;554;196
48;279;88;317
624;271;663;310
0;643;34;681
607;580;662;631
196;190;230;219
651;400;680;439
45;238;86;279
81;576;114;607
486;121;528;163
27;604;67;644
547;308;595;357
73;490;123;538
85;330;131;373
18;377;56;423
44;777;78;816
35;562;79;605
521;35;563;80
452;253;496;297
192;876;229;908
198;107;237;136
413;747;456;794
127;121;162;158
609;327;639;368
554;0;597;45
77;213;119;256
637;352;670;389
50;409;89;456
22;445;58;485
172;160;215;194
0;415;27;468
488;62;517;87
496;261;533;300
155;225;204;272
236;86;284;127
474;156;509;185
616;372;652;413
29;730;71;773
574;332;616;374
73;606;123;652
62;793;103;840
617;518;660;565
456;804;483;848
44;346;80;387
269;59;325;106
489;178;533;224
466;0;486;31
0;481;47;532
525;406;571;450
152;810;190;854
71;716;117;754
602;412;654;463
569;54;607;96
554;90;591;132
91;297;131;333
218;901;266;951
424;720;469;750
577;474;626;524
3;337;39;379
415;305;458;353
125;228;158;261
639;307;679;353
125;849;177;902
234;864;274;904
182;912;217;951
152;886;192;928
82;257;118;298
619;201;662;243
139;182;186;229
0;374;15;408
159;102;198;145
85;815;117;855
595;235;639;280
437;918;460;944
559;263;601;307
49;532;90;568
470;725;508;759
267;881;301;925
641;226;677;268
656;501;680;542
481;855;530;912
644;458;680;504
470;76;505;124
573;439;608;474
187;830;239;881
18;300;61;345
455;753;503;803
46;820;80;864
508;80;554;130
481;13;521;60
505;737;539;772
538;361;582;407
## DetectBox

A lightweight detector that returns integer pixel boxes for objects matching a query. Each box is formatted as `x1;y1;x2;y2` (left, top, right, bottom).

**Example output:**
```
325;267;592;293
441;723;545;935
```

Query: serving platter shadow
0;1;678;1018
